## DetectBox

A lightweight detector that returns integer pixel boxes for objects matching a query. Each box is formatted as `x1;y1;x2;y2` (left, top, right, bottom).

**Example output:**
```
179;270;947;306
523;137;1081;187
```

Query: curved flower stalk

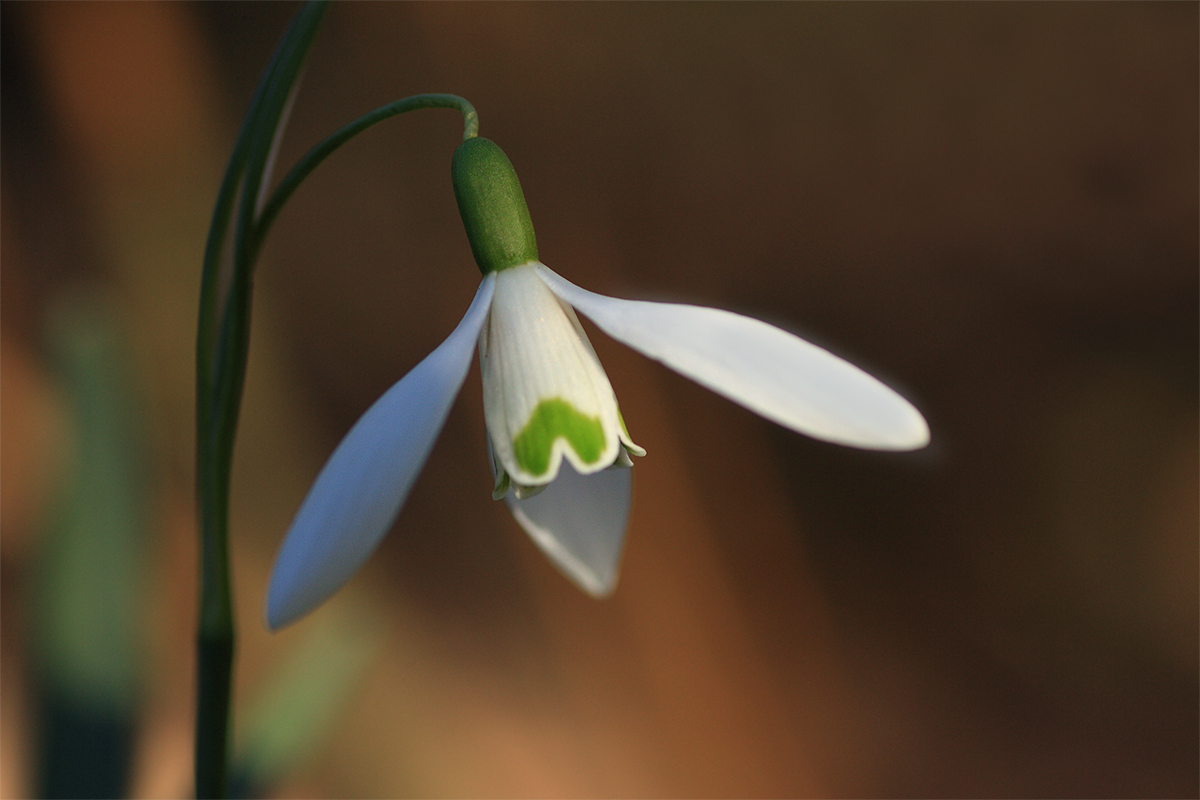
267;137;929;629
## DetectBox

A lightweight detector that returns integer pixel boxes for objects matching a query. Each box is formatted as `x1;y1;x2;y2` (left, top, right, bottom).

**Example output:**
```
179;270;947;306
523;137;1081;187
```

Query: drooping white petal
267;274;496;629
479;263;633;490
536;264;929;450
504;458;633;596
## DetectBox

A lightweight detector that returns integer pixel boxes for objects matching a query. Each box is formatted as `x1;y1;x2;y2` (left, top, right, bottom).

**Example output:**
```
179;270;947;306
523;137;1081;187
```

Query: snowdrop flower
267;137;928;629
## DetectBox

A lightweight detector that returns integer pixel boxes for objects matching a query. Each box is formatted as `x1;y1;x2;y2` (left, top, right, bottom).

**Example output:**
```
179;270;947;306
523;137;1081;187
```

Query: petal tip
579;571;619;598
888;405;931;451
505;462;631;598
265;573;312;631
856;408;930;452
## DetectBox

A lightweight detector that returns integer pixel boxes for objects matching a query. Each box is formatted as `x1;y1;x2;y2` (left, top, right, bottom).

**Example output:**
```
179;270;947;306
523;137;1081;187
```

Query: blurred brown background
2;2;1196;797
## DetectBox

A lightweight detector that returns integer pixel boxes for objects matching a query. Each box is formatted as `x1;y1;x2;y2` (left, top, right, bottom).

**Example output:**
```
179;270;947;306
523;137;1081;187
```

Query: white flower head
266;137;929;629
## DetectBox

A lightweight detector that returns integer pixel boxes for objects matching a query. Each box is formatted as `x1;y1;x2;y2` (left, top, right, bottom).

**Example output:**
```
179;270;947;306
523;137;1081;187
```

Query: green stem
195;14;477;800
256;94;477;240
195;3;328;797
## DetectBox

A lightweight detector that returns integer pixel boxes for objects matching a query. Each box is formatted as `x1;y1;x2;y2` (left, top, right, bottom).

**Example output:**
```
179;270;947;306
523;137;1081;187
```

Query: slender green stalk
256;94;476;240
195;3;327;797
195;5;478;797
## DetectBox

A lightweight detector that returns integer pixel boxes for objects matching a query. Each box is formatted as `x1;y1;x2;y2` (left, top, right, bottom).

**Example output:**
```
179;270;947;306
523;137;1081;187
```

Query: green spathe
452;137;539;274
512;398;606;477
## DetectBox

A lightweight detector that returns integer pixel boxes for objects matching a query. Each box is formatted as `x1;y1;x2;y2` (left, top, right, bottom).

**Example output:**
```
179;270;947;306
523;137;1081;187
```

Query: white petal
480;263;627;488
505;459;632;596
267;274;496;629
536;265;929;450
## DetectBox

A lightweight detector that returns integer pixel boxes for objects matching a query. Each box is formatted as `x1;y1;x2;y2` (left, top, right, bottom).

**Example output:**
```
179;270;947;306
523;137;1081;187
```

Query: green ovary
512;398;606;477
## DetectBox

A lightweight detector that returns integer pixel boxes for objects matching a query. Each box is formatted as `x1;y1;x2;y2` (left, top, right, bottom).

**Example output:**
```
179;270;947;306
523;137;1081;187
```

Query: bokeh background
2;2;1196;797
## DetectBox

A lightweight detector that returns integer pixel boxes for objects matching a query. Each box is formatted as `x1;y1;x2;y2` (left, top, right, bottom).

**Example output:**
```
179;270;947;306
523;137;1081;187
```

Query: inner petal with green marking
480;262;643;495
513;398;606;477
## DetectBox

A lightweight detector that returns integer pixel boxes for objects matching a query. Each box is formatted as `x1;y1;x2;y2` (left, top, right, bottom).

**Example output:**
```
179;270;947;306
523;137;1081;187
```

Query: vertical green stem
195;3;327;796
194;3;476;795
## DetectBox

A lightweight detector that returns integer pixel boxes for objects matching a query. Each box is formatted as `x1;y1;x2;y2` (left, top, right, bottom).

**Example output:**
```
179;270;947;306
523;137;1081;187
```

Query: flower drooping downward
266;136;928;629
